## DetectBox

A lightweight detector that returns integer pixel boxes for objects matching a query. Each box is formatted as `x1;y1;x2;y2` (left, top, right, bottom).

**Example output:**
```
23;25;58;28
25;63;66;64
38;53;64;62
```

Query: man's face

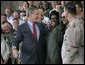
76;5;82;15
31;10;40;22
5;8;11;16
1;22;12;33
13;12;19;19
1;15;7;22
62;8;69;24
42;2;47;9
56;5;61;12
38;9;44;21
20;12;26;19
13;20;19;29
63;8;68;19
23;16;27;22
23;2;28;8
28;1;33;5
52;2;56;8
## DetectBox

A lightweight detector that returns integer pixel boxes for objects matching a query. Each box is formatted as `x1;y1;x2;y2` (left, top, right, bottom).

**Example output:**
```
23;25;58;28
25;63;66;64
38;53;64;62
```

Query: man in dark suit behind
12;6;48;64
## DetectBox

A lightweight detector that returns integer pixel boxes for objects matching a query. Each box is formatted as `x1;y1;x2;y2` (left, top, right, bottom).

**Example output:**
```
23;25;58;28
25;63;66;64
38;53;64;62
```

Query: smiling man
12;6;47;64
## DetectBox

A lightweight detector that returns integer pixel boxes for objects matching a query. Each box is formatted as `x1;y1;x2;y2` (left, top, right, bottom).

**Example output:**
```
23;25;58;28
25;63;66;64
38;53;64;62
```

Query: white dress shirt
7;15;14;25
27;19;40;41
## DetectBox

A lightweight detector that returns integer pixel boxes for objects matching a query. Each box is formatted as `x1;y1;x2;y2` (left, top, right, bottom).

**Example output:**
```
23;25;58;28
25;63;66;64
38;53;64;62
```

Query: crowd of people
1;1;84;64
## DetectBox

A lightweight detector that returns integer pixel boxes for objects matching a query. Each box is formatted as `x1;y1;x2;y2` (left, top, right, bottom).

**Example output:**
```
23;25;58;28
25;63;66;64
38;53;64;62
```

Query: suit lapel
37;23;42;41
25;22;38;41
25;22;34;40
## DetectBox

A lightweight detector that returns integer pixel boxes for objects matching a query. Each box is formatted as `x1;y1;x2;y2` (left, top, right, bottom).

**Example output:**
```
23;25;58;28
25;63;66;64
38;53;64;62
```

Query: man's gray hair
26;6;38;17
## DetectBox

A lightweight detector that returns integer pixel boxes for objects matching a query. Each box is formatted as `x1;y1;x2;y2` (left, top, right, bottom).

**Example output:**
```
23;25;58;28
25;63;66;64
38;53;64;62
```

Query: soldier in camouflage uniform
61;2;84;64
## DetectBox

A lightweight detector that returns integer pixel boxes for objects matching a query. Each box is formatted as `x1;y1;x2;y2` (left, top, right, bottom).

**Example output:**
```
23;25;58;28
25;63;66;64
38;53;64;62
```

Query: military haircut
64;2;76;15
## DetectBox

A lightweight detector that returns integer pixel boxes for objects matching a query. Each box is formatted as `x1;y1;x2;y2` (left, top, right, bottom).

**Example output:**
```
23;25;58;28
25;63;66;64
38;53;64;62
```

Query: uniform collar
66;16;76;28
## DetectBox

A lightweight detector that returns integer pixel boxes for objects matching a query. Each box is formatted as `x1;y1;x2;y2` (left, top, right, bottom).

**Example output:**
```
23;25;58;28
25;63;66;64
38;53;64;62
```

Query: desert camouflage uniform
61;16;84;64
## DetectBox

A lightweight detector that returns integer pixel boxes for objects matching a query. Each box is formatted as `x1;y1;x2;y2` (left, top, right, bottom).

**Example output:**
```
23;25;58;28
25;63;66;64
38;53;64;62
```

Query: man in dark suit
12;6;48;64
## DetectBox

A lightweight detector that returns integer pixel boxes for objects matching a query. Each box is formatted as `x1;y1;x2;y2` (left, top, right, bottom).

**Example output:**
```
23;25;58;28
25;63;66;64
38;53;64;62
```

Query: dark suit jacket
12;22;48;64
